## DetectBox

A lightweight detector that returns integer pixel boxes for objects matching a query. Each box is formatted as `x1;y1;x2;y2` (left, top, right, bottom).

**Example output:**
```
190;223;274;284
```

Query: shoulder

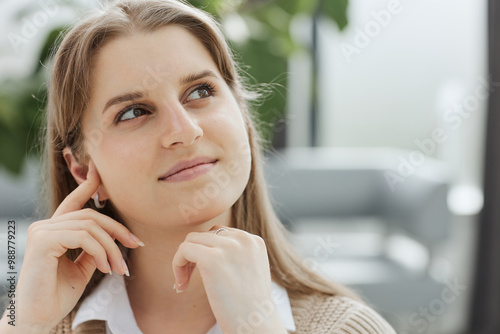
288;292;396;334
49;305;106;334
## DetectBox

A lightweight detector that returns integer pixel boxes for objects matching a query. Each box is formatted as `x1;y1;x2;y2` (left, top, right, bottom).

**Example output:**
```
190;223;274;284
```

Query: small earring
94;193;106;209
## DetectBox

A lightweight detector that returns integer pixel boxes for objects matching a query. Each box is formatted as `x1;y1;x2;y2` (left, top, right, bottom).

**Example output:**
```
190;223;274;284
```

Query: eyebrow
180;70;218;86
102;91;145;115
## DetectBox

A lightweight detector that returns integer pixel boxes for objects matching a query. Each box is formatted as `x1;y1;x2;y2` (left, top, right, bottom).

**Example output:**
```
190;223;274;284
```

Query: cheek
209;102;249;145
207;106;251;175
217;110;252;198
93;134;150;194
174;107;252;224
101;136;142;169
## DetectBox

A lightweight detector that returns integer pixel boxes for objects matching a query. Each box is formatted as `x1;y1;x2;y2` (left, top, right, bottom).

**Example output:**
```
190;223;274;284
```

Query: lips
158;157;218;181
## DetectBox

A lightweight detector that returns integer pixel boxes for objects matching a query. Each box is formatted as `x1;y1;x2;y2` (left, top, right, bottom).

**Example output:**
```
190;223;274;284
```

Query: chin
178;204;229;226
175;192;238;226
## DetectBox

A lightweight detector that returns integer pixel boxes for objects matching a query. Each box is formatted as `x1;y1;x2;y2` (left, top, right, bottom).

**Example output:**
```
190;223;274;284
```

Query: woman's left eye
186;84;215;102
115;106;150;123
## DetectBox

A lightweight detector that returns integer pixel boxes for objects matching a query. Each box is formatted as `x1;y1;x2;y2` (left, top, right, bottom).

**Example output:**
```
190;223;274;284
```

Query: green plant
0;0;348;176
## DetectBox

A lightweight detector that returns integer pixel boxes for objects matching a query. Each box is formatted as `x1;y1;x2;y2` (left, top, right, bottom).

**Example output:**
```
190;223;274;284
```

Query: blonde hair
43;0;358;303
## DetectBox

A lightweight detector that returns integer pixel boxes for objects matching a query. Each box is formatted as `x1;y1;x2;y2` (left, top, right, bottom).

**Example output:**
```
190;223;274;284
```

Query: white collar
72;273;296;333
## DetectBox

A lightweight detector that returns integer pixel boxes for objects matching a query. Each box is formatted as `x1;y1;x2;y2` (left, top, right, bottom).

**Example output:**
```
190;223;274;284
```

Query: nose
159;102;203;148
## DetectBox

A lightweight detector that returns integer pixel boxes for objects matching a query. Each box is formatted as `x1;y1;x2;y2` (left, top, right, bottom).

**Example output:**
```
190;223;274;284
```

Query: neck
124;209;232;327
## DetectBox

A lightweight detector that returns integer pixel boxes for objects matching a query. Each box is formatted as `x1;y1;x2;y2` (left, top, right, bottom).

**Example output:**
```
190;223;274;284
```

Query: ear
62;148;109;201
63;147;88;186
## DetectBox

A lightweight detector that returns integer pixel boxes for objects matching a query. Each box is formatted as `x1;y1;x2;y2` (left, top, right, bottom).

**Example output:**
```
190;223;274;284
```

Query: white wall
286;2;487;333
321;0;487;186
288;0;487;190
0;0;99;80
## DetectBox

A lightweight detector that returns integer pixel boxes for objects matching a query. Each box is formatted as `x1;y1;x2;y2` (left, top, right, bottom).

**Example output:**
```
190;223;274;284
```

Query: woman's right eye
115;106;151;123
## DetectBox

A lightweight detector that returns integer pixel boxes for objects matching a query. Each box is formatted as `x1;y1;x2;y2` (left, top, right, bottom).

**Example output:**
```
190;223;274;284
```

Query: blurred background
0;0;497;333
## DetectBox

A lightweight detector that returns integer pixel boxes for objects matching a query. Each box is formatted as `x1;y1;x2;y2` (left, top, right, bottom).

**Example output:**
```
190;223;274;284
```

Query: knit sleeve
289;292;396;334
49;310;74;334
332;298;396;334
49;306;106;334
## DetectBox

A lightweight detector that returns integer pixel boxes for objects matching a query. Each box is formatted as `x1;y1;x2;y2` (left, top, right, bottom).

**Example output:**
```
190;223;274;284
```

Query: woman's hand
172;226;288;334
6;161;143;333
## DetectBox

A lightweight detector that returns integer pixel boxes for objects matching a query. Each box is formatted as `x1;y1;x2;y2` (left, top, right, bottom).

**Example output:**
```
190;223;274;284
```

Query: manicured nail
130;233;145;247
122;258;130;277
172;283;183;293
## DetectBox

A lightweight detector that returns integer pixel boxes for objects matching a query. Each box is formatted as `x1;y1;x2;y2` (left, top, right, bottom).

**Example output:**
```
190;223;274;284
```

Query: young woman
0;0;395;333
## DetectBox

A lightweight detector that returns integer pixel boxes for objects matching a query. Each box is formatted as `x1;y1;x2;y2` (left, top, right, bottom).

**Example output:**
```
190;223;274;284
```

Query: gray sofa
264;147;451;329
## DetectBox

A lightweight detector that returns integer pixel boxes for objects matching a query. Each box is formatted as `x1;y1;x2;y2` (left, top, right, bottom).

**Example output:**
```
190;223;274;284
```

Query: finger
39;220;127;275
73;250;100;282
172;242;217;291
53;160;100;218
183;230;234;248
174;262;196;292
209;225;230;233
50;209;144;249
209;225;245;236
45;229;110;274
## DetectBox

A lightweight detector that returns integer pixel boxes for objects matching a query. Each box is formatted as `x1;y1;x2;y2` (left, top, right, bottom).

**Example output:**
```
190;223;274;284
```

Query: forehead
90;25;219;102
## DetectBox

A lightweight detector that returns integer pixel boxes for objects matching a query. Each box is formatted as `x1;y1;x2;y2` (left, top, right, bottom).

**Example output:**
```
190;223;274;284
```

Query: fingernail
130;233;145;247
107;262;112;275
122;258;130;277
172;283;183;293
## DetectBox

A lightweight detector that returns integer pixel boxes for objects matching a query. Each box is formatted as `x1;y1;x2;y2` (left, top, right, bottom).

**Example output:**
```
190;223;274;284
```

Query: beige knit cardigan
50;292;396;334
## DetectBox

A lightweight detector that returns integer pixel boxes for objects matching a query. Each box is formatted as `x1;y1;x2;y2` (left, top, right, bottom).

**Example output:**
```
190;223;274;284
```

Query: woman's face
81;26;251;228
